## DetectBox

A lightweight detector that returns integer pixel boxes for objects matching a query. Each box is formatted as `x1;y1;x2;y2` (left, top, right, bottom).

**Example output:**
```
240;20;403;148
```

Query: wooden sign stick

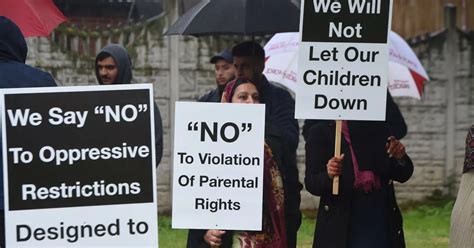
332;120;342;195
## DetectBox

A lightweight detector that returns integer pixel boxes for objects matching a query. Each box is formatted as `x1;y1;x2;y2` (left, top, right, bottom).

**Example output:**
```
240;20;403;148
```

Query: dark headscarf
95;44;133;84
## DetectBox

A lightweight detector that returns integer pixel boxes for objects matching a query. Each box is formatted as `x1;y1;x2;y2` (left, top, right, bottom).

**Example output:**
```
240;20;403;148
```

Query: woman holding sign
305;121;413;248
187;78;287;248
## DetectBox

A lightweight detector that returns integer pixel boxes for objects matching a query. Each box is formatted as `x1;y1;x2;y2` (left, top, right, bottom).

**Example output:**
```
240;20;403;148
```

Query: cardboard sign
1;84;158;247
296;0;393;120
172;102;265;231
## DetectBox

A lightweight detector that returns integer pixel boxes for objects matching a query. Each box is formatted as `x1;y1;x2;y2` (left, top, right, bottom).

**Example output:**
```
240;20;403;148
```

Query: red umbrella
0;0;66;37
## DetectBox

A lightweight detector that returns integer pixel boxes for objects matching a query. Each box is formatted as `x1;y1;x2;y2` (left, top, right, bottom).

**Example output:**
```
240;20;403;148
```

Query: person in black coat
305;120;413;248
0;16;57;247
0;17;56;88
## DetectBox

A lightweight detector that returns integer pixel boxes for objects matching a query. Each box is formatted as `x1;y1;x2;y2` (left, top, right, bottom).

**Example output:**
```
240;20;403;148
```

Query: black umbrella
165;0;300;36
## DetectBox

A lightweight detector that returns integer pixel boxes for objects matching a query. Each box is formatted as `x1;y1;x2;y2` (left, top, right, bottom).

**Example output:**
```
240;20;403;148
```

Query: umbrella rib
179;0;210;34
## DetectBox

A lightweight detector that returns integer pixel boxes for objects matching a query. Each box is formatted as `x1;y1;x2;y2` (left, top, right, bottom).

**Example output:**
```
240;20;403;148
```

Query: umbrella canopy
165;0;300;36
388;31;429;99
263;32;429;99
0;0;66;37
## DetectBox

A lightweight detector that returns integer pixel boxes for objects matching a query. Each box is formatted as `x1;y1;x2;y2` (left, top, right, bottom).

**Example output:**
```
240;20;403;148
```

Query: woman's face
231;82;260;104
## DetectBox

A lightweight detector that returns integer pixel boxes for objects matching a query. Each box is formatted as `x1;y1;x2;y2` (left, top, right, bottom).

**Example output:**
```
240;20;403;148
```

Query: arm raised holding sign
305;121;413;248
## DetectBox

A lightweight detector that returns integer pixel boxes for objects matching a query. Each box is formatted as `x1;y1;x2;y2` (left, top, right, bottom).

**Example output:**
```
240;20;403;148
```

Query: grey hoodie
95;44;163;166
95;44;133;84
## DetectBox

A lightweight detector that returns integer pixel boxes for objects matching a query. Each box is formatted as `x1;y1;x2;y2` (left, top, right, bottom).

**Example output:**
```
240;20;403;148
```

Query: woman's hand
386;136;406;160
327;154;344;179
204;229;226;247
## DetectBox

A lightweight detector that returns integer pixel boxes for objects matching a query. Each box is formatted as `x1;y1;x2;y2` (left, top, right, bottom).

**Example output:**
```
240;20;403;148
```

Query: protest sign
1;84;158;247
296;0;393;121
297;0;393;194
172;102;265;231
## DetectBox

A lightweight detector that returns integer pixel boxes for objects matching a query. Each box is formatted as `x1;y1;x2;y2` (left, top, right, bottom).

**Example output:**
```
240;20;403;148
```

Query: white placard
1;84;158;247
296;0;393;121
172;102;265;231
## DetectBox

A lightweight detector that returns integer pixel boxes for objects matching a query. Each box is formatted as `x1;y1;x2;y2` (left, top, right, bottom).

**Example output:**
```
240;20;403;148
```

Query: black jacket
0;16;57;210
198;87;222;103
0;17;56;88
305;121;413;248
259;76;299;151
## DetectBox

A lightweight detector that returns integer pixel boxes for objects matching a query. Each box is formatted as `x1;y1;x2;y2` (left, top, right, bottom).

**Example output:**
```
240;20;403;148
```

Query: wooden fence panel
392;0;474;38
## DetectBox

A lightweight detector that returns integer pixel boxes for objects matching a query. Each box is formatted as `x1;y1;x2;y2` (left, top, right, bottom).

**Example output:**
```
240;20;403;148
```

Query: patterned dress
233;144;287;248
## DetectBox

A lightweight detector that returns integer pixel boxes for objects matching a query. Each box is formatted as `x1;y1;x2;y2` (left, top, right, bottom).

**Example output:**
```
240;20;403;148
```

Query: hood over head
0;16;27;63
95;44;132;84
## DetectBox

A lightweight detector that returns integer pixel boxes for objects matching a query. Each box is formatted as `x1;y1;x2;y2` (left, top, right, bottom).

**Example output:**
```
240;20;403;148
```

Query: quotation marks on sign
187;122;253;143
94;104;148;123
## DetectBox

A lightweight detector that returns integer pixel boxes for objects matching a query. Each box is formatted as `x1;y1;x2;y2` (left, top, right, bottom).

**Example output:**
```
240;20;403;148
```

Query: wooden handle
332;120;342;195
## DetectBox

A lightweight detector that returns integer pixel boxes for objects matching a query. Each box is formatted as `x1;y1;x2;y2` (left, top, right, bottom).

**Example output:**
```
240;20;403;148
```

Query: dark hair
96;51;113;62
231;41;265;62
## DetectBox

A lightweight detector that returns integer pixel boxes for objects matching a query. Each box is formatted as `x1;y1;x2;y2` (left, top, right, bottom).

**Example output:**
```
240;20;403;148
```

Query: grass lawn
158;201;452;247
402;200;452;248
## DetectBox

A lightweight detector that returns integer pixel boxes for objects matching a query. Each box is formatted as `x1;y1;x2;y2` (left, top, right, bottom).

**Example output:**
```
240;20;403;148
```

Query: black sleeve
153;103;163;166
265;126;302;195
304;124;333;197
386;91;407;139
302;119;321;142
266;90;299;151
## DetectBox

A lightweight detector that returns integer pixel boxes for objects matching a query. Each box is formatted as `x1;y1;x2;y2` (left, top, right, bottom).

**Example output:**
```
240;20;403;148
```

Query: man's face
234;56;262;81
97;57;118;84
214;59;235;86
234;56;265;81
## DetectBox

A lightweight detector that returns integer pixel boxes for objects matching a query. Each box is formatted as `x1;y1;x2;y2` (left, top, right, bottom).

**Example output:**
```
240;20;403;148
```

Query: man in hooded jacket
0;16;57;246
0;17;56;88
95;44;164;166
